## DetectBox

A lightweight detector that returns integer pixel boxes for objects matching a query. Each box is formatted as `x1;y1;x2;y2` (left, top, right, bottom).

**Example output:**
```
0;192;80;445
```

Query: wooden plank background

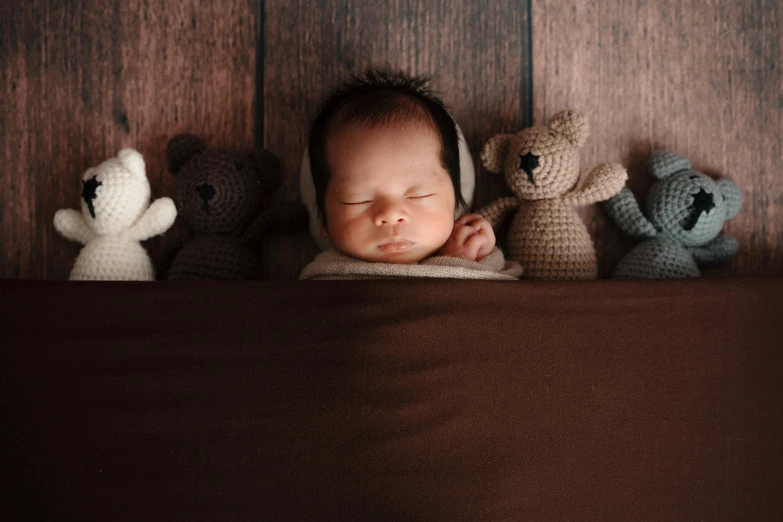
0;0;257;280
533;0;783;276
1;0;780;280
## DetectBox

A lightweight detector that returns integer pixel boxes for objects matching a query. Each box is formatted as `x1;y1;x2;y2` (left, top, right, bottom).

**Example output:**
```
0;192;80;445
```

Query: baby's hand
437;214;495;261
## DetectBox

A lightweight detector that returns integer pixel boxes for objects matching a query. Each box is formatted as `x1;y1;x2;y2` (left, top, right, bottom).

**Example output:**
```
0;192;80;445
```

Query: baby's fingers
453;224;477;245
475;219;495;240
473;223;495;259
475;238;494;259
455;213;485;228
463;234;488;260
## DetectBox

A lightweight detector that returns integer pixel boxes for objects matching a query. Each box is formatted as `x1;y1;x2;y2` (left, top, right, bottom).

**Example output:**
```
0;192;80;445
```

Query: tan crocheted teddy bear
478;109;627;279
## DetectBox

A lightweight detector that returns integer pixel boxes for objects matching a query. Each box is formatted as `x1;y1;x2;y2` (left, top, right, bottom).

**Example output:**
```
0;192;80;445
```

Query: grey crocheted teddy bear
604;151;742;278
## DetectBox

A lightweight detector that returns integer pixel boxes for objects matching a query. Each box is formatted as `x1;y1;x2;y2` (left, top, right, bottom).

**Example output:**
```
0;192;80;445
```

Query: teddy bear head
166;134;281;235
79;149;151;235
645;152;742;247
481;110;589;201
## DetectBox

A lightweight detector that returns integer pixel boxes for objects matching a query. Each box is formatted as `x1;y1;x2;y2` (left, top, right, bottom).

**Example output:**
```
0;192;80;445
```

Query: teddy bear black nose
197;183;216;215
519;153;539;186
81;175;102;219
682;188;715;231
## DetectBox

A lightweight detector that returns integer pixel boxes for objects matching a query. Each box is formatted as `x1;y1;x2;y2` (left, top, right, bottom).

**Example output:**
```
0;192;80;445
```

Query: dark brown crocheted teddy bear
162;133;307;280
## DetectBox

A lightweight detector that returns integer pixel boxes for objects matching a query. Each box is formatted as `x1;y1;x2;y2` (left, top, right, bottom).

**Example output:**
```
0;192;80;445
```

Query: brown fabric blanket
299;247;523;280
1;278;782;521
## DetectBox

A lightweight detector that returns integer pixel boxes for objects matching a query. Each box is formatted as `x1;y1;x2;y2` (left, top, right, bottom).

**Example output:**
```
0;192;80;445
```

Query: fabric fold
299;247;523;280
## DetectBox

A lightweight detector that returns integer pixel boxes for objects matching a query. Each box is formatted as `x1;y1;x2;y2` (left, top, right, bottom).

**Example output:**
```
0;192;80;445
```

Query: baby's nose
373;200;409;226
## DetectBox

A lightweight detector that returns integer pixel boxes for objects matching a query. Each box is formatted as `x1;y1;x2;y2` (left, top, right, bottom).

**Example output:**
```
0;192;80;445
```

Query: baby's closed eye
340;193;435;205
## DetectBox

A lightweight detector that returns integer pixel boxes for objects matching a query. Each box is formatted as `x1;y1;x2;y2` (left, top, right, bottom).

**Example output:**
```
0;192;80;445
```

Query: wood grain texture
5;0;781;280
0;0;256;279
533;0;783;276
263;0;531;280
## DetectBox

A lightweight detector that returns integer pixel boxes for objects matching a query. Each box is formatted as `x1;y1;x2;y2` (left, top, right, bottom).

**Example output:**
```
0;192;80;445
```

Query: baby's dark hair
307;66;467;224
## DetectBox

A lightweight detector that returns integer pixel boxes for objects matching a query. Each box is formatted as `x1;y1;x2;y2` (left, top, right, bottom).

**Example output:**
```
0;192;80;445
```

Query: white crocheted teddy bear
54;149;177;280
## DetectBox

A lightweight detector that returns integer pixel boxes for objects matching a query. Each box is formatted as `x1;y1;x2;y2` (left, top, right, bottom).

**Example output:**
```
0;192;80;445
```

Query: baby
299;67;522;280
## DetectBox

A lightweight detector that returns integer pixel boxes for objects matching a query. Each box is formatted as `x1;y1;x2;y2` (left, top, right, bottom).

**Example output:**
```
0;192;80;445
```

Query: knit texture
478;109;627;280
68;236;155;281
299;247;523;280
604;151;742;278
53;149;177;281
163;134;308;280
611;238;700;279
649;151;692;180
500;199;600;279
166;235;263;280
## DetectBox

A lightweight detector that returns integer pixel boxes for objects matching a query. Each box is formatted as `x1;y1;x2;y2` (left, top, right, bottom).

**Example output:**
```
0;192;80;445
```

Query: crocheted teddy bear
162;134;308;280
477;109;627;279
54;149;177;280
603;151;742;278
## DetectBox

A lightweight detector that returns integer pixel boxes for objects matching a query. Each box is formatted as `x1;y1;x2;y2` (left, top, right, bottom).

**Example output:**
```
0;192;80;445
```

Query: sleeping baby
299;67;522;280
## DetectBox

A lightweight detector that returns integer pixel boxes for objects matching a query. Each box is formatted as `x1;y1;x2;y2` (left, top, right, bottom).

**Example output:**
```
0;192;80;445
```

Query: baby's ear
480;134;515;174
649;151;691;179
717;178;742;219
166;133;207;175
548;109;589;148
117;148;146;178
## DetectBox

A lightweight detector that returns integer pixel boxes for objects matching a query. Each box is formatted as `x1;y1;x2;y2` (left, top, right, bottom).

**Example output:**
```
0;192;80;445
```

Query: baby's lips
377;240;413;253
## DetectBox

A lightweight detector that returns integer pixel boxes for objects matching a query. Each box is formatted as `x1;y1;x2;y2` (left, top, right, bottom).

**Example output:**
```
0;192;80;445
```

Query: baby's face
323;121;456;263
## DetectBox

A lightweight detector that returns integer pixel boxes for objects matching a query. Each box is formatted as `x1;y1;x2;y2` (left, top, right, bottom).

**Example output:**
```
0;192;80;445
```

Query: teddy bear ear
166;133;207;175
249;149;282;192
649;151;691;179
480;134;515;174
117;148;146;178
250;149;282;176
548;110;589;148
717;178;742;219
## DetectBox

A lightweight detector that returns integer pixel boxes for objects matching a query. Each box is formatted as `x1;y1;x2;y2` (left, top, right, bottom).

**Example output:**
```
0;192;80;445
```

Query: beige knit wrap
299;247;523;281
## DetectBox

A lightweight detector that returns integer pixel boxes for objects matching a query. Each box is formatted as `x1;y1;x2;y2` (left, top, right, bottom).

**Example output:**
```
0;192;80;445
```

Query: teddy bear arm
274;201;309;233
477;197;520;228
127;197;178;241
603;188;658;240
687;236;739;265
562;163;628;206
240;210;277;245
241;202;309;244
54;208;96;245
